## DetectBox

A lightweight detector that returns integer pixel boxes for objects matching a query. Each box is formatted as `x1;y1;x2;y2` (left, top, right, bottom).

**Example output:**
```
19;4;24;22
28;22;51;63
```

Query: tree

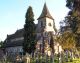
49;32;54;63
66;0;74;10
66;0;80;50
56;31;76;52
0;41;3;48
66;0;80;30
23;6;36;54
64;16;78;33
66;0;80;11
62;32;76;50
66;0;80;33
55;31;76;62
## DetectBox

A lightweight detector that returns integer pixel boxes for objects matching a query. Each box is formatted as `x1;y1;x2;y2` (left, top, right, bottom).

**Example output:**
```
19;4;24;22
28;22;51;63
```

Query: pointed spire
38;3;54;20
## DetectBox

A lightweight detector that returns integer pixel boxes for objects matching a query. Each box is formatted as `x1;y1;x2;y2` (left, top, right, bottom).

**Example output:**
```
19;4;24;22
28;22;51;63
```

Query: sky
0;0;69;41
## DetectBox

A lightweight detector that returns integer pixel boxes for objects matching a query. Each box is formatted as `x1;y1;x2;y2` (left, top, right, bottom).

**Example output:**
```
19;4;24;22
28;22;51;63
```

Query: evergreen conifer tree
23;6;36;54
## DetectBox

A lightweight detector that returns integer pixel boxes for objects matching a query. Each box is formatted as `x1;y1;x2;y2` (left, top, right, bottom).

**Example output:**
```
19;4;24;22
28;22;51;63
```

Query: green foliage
66;0;74;9
66;0;80;10
64;0;80;49
31;56;59;63
0;41;4;48
56;32;76;50
66;0;80;33
25;53;80;63
23;6;36;54
0;56;12;63
64;16;78;33
65;58;80;63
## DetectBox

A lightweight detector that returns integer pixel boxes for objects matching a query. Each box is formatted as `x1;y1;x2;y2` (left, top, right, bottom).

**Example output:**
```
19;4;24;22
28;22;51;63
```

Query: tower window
41;21;46;27
48;23;52;26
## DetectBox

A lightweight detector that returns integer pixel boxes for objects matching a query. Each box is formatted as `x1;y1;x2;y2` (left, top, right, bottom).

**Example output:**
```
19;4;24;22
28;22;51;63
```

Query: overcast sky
0;0;69;41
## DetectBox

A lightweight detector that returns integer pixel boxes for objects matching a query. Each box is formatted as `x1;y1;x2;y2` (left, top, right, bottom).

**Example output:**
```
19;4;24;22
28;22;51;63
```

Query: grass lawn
31;57;80;63
65;58;80;63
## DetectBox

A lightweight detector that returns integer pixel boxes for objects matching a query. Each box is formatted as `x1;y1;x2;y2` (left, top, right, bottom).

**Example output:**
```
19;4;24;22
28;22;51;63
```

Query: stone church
3;3;62;60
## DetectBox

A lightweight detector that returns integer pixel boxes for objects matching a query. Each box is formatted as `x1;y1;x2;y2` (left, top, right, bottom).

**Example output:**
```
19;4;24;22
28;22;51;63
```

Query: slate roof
4;29;24;47
4;40;23;47
4;24;38;48
7;29;24;39
38;3;54;20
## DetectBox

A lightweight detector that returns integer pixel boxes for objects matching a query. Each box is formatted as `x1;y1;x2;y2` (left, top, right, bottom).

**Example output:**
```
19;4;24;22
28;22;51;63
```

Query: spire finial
44;0;46;3
44;1;46;4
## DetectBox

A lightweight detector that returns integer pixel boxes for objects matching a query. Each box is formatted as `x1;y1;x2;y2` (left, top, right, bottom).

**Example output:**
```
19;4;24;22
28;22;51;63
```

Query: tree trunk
65;50;68;62
50;52;54;63
70;50;73;62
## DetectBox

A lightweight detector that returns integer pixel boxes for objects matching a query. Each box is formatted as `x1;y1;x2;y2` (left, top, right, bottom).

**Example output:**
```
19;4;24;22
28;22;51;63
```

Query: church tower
36;3;63;55
37;3;56;33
